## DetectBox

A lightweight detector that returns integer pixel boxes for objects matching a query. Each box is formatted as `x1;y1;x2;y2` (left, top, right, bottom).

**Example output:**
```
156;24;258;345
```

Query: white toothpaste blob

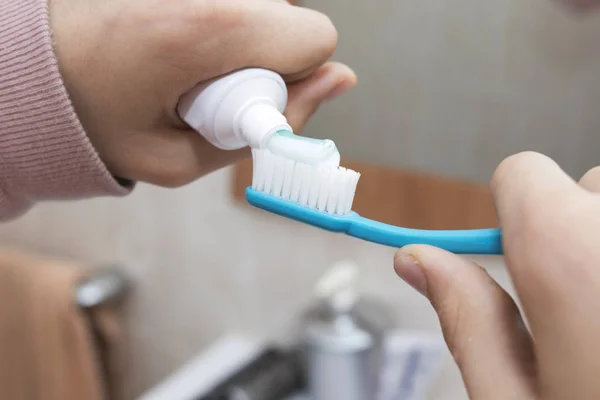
266;130;341;168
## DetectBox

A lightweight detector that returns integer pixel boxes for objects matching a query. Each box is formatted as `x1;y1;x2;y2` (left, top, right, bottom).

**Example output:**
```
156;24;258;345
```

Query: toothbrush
247;147;503;255
178;68;503;255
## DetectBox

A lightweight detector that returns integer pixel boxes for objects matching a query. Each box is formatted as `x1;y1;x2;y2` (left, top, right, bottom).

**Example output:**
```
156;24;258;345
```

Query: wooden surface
232;158;498;230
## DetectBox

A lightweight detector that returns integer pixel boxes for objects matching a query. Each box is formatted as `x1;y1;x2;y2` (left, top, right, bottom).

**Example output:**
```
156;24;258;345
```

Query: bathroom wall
0;169;511;399
302;0;600;182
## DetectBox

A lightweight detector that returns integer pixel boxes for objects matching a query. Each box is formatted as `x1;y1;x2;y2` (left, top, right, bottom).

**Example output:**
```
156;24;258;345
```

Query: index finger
491;151;586;265
176;0;338;88
490;152;587;328
491;152;581;236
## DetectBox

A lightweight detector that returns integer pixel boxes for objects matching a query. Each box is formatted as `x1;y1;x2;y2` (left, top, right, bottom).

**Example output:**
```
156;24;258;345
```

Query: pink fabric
0;0;129;220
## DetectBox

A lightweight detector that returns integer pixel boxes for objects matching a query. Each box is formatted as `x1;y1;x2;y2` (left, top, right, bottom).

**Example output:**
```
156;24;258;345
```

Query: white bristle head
251;148;360;216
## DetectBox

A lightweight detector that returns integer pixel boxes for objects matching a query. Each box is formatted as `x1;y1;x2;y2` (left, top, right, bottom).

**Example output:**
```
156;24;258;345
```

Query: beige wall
303;0;600;182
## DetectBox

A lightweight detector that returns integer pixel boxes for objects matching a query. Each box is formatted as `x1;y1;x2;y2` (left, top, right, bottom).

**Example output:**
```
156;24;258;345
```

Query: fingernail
325;81;353;101
394;252;428;297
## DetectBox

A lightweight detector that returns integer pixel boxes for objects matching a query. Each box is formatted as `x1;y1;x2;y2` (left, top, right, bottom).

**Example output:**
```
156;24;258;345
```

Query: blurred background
1;0;600;399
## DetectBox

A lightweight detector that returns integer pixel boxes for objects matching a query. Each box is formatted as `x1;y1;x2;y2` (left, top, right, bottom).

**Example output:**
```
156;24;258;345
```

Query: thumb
284;62;356;132
394;245;538;400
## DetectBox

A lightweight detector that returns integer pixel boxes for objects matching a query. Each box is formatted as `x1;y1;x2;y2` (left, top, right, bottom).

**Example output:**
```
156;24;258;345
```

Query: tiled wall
0;169;510;398
303;0;600;182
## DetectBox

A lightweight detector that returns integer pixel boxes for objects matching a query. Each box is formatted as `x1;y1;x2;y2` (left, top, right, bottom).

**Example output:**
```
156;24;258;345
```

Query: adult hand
49;0;356;186
394;152;600;399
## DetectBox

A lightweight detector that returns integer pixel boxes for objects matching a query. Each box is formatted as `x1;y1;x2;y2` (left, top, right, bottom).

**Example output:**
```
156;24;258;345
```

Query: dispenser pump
314;260;360;315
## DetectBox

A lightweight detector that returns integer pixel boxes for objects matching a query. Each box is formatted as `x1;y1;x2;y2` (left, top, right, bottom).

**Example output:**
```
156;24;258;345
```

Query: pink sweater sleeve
0;0;130;221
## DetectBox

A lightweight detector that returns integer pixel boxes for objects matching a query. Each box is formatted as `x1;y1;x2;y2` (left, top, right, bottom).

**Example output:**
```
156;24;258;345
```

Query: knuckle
322;18;339;57
314;13;338;60
158;0;242;48
293;9;338;64
184;0;243;29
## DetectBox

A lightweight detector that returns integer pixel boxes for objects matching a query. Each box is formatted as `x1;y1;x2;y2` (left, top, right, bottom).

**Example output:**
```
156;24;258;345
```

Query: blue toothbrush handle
346;214;503;255
244;187;503;255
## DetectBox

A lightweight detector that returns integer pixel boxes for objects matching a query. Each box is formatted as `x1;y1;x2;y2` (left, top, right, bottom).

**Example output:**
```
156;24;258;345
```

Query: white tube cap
177;68;292;150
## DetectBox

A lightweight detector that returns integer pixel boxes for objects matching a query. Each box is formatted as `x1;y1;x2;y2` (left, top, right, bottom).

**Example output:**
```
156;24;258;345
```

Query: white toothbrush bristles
251;148;360;216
